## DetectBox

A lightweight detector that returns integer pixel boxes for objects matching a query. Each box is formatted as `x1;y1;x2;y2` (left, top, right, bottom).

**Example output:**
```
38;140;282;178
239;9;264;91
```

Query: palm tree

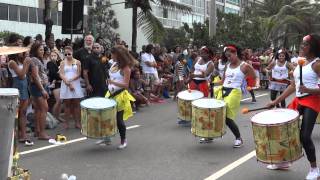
130;0;192;52
268;0;320;48
44;0;53;41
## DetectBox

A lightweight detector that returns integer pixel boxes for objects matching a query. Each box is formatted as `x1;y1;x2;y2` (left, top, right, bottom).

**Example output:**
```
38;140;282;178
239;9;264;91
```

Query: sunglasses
65;53;72;56
93;47;100;49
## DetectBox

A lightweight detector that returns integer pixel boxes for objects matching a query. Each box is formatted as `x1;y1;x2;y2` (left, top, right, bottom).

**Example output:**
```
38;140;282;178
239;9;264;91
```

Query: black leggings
117;111;126;140
270;90;286;108
226;118;241;139
298;105;318;163
249;90;256;100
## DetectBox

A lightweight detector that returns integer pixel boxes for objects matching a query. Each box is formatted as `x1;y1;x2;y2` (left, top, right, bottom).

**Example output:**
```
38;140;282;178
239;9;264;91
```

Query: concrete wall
111;0;149;51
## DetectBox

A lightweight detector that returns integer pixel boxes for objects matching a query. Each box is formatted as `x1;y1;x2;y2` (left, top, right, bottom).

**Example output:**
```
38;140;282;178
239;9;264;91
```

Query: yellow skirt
214;86;242;120
105;90;135;121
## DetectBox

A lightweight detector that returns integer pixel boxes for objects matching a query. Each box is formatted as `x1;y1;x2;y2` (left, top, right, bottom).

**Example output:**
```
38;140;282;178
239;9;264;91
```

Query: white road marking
20;125;141;155
204;151;256;180
204;93;268;179
240;93;268;102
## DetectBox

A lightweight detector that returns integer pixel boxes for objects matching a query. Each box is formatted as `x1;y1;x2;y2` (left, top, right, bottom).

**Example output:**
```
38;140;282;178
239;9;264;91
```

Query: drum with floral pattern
177;90;204;121
191;99;226;138
80;97;117;138
251;109;303;164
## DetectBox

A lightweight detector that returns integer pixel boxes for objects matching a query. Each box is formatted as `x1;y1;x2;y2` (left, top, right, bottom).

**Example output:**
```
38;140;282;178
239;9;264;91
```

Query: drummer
265;50;294;108
211;45;256;147
267;34;320;179
189;46;214;97
96;45;135;149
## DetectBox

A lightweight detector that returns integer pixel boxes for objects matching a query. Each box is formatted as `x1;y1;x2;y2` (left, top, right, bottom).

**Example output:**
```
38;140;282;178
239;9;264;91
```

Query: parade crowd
1;32;320;179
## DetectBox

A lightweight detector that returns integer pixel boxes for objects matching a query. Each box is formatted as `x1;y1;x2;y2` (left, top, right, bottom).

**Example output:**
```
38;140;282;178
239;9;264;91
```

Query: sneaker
267;163;291;170
199;138;213;144
117;139;127;149
95;139;106;145
305;167;319;180
252;98;257;103
233;138;243;148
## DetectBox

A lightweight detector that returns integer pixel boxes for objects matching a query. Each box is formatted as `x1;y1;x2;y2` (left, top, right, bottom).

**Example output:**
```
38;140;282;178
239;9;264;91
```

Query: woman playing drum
189;47;214;97
267;34;320;179
97;45;135;149
265;50;294;108
211;45;256;147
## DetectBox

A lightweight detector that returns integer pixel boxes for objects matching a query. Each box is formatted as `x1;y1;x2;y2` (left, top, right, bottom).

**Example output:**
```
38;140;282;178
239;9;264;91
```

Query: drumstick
298;58;306;86
242;107;271;114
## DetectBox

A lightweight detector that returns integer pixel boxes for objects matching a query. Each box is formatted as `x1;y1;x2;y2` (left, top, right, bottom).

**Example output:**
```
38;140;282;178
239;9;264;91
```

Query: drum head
192;98;226;108
251;109;298;125
80;97;116;109
0;88;19;96
177;90;204;101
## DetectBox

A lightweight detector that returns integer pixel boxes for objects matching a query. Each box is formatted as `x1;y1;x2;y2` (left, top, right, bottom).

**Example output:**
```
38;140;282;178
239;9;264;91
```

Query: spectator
74;35;94;75
140;44;159;99
47;50;63;121
59;46;83;129
23;36;34;47
8;52;32;142
29;43;51;140
173;54;187;100
83;43;108;97
130;69;149;110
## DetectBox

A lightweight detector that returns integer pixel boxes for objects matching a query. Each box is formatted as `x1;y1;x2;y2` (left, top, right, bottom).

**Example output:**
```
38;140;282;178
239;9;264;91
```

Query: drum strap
222;87;233;98
109;88;125;98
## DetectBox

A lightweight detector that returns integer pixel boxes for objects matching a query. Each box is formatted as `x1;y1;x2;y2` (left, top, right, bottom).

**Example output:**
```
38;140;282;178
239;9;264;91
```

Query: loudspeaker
62;0;84;34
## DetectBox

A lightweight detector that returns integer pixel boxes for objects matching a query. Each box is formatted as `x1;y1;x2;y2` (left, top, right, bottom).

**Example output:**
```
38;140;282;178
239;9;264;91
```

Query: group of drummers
79;34;320;179
175;34;320;180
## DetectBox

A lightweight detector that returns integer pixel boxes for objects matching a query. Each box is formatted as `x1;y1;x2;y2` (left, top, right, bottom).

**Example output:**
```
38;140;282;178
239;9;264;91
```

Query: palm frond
156;0;192;13
137;10;166;42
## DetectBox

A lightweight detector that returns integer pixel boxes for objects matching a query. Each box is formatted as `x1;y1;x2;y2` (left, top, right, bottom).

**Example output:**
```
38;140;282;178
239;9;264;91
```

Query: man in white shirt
140;44;159;98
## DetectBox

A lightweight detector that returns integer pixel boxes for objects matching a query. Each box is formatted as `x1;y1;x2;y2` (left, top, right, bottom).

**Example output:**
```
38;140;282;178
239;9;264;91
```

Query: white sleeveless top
218;59;226;78
223;62;245;89
108;62;124;93
272;60;288;80
9;64;23;78
294;58;320;97
193;59;211;80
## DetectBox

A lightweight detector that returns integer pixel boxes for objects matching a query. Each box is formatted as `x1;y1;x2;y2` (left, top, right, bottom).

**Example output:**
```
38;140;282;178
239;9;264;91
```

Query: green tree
160;27;189;50
129;0;192;52
88;0;120;49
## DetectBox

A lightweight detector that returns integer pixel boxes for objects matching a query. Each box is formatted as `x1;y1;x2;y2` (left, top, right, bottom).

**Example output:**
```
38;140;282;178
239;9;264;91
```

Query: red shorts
246;76;255;87
189;80;209;97
288;95;320;113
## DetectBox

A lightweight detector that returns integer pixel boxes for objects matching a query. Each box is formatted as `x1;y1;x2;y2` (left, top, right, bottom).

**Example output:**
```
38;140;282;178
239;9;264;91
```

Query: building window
20;6;28;22
0;3;8;20
163;9;168;18
226;0;239;5
37;8;43;24
9;5;18;21
29;7;37;23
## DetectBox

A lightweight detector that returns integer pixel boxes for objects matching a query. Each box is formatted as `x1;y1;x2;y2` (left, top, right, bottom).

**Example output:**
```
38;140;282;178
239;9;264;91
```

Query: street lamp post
209;0;216;37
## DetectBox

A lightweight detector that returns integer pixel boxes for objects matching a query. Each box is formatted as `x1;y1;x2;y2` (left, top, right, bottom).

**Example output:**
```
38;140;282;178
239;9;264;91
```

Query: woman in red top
267;34;320;179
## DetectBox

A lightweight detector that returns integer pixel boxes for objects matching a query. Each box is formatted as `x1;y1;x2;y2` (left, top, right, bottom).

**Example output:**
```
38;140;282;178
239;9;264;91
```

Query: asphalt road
18;90;320;180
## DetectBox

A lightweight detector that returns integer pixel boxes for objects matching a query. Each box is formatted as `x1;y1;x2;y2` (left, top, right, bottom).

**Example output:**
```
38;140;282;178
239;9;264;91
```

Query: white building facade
0;0;90;39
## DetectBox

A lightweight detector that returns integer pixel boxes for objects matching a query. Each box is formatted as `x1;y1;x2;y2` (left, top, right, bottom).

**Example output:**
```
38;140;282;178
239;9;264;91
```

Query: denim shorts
30;83;49;98
12;77;29;100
